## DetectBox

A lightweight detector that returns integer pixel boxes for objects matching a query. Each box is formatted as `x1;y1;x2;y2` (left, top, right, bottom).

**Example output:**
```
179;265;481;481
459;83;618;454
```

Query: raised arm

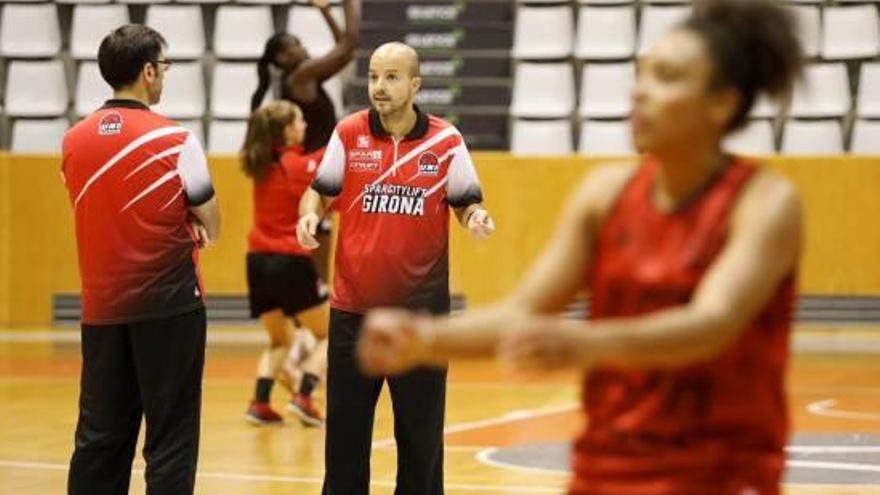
289;0;360;84
314;0;343;42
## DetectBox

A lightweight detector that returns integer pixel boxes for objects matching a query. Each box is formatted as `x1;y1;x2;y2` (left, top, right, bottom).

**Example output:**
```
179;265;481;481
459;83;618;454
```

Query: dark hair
97;24;167;90
250;33;295;112
682;0;804;131
241;101;300;180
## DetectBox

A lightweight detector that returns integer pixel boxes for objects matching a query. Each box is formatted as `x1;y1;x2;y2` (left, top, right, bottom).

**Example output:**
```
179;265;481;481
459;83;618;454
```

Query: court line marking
788;446;880;454
0;459;561;493
787;460;880;474
475;448;568;476
370;444;489;453
372;403;579;450
807;399;880;422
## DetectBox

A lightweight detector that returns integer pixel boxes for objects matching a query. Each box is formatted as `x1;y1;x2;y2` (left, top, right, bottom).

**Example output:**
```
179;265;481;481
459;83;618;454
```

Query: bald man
298;42;494;494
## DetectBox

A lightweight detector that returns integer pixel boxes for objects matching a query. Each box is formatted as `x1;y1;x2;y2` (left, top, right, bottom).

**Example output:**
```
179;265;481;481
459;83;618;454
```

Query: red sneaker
288;394;323;427
245;400;284;426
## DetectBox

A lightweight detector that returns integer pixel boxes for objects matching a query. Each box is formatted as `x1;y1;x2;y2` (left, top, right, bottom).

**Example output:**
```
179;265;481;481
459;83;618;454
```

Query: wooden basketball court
1;324;879;494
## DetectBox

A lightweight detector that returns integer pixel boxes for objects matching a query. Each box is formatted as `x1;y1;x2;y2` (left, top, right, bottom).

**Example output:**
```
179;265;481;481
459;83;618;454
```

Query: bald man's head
368;42;422;117
371;42;420;78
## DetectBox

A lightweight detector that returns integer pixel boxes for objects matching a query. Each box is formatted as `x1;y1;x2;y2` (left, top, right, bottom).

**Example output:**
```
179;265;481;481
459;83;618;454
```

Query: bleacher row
1;0;880;155
0;1;346;152
509;1;880;154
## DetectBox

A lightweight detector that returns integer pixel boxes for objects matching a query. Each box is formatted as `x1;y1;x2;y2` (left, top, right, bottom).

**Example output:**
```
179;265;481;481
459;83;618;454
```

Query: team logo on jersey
357;135;371;149
98;112;123;136
418;152;441;176
307;159;318;173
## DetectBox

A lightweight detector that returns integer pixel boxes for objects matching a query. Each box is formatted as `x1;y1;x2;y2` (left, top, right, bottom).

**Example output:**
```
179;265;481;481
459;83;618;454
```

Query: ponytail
240;100;300;181
250;57;271;112
250;33;292;111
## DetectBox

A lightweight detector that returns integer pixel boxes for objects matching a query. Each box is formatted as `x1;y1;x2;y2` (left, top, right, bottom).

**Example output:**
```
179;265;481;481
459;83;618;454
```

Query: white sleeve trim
446;134;483;208
176;131;215;206
312;129;346;197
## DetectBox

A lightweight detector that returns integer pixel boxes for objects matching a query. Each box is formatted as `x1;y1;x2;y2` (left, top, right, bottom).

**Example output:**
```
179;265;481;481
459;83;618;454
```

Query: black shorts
246;252;328;318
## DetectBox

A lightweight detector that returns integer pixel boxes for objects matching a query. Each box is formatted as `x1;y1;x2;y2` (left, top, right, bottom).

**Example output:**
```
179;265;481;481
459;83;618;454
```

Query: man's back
62;100;214;325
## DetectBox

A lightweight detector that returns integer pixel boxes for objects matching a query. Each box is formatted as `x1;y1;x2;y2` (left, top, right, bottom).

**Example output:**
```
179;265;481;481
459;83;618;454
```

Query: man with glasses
62;25;219;495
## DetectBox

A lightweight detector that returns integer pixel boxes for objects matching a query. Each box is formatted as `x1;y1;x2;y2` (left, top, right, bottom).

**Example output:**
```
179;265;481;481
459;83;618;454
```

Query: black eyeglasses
152;59;173;70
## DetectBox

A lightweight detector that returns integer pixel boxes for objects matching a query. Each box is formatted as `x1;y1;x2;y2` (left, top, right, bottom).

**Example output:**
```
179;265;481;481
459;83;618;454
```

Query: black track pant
68;307;206;495
322;308;447;495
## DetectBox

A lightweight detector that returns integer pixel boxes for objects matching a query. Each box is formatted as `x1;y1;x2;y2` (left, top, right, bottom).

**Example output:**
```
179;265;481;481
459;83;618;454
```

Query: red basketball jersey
248;146;323;256
572;158;795;495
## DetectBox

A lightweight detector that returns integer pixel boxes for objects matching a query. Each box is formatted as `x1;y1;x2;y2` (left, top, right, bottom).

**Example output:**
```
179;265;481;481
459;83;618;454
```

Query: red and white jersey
312;107;483;314
62;99;215;325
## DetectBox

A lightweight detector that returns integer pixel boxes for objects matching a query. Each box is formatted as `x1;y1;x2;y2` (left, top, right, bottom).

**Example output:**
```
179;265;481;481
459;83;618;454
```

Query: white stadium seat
208;120;248;154
578;120;634;155
511;63;576;119
849;120;880;154
214;6;274;60
145;5;206;60
511;120;573;156
821;5;880;60
579;63;634;118
781;120;843;154
512;6;574;59
575;6;636;60
0;4;61;58
153;61;206;120
211;63;259;119
857;63;880;118
11;118;69;153
70;5;130;60
4;60;69;118
790;64;851;118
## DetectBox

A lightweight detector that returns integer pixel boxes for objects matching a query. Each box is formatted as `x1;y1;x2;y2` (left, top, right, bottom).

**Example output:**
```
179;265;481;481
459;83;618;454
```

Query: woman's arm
500;171;803;371
290;0;360;84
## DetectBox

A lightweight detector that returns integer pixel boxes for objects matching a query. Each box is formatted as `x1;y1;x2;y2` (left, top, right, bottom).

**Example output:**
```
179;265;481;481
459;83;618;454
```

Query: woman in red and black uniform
241;101;329;426
357;0;805;493
250;0;359;154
